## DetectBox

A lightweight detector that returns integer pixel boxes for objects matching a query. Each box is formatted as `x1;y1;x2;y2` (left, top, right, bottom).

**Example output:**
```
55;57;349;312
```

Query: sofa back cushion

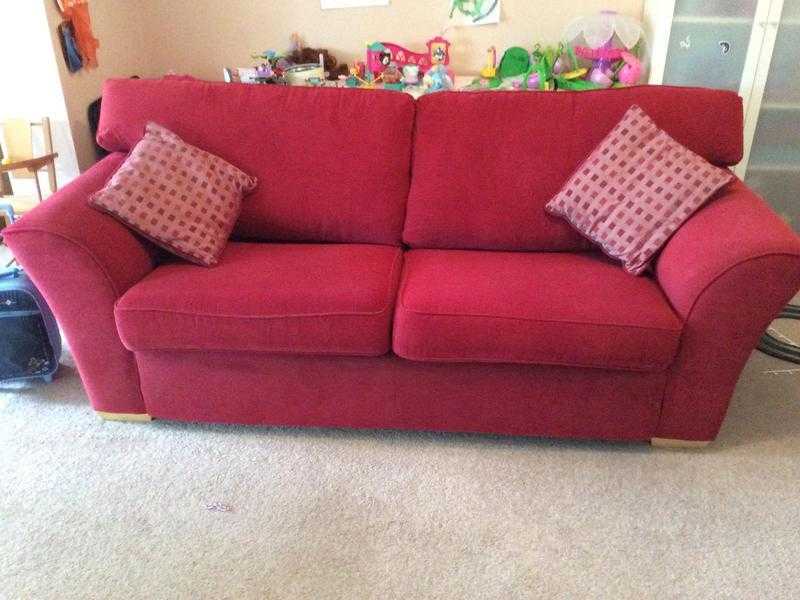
404;86;743;251
98;78;415;245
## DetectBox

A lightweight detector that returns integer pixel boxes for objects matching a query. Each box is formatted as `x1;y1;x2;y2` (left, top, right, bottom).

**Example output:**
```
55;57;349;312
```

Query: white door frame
643;0;676;85
736;0;785;177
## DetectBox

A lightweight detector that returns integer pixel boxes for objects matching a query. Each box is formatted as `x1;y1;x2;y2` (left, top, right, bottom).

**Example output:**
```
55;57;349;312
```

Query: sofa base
96;411;153;422
130;350;669;442
651;437;711;449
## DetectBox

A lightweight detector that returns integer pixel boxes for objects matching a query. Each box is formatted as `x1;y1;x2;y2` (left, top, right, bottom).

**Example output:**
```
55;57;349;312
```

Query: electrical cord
758;304;800;364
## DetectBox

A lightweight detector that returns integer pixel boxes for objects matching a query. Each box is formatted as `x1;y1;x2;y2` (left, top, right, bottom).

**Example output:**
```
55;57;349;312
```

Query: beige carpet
1;339;799;598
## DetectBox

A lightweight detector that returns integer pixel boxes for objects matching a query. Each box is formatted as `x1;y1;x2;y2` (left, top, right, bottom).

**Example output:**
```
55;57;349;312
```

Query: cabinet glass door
662;0;758;91
745;1;800;231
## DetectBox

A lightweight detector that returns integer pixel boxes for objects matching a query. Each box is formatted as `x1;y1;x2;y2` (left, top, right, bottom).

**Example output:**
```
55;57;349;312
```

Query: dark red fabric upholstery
655;180;800;440
97;79;415;245
7;83;800;444
394;249;683;371
116;243;402;356
404;86;743;251
136;351;664;441
2;154;156;413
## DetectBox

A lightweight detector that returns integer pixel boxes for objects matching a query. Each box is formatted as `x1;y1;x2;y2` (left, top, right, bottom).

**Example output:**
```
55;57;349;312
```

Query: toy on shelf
422;64;454;93
481;46;497;79
487;46;530;88
366;36;451;79
284;53;326;86
402;64;420;85
343;63;383;89
526;44;590;91
287;32;349;80
249;50;287;83
563;11;646;87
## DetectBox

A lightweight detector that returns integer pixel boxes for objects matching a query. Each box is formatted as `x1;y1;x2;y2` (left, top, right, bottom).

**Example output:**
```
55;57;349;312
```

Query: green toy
524;43;601;91
489;46;530;88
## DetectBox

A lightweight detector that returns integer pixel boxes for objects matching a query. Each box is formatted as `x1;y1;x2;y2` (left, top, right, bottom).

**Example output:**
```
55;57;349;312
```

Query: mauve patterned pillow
89;122;257;266
545;105;733;275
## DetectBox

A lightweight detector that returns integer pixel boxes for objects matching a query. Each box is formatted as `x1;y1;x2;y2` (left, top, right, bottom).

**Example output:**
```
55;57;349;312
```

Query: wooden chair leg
96;411;153;422
33;171;43;202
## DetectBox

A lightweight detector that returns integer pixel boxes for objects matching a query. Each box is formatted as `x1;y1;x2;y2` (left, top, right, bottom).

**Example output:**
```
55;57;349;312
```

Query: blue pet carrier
0;206;62;383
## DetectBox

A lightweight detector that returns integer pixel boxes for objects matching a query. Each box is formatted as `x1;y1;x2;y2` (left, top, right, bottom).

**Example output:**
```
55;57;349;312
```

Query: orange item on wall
57;0;99;68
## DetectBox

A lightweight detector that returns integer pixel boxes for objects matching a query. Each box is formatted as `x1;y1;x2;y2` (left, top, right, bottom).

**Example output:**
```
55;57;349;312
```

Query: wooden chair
0;118;59;215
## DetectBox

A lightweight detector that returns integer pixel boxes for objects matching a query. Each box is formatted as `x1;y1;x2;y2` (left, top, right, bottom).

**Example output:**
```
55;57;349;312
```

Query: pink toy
618;51;642;85
575;46;642;87
366;37;451;78
565;11;646;87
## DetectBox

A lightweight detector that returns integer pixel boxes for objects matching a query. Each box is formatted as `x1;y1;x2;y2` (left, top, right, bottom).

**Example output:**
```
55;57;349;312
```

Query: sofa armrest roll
655;179;800;441
3;153;157;414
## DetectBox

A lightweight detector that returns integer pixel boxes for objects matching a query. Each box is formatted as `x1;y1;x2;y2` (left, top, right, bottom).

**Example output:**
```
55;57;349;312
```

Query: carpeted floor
1;339;799;598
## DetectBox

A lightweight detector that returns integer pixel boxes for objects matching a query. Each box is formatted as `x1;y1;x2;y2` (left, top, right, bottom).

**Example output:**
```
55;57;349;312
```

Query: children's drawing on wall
320;0;389;9
448;0;501;27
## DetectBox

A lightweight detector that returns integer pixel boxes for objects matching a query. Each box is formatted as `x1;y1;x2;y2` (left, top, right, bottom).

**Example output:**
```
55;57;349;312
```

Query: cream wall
42;0;159;172
147;0;643;80
24;0;644;174
0;1;78;186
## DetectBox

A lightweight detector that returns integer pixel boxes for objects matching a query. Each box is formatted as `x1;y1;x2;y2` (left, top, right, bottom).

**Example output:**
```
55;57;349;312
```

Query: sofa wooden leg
96;411;153;422
651;437;711;449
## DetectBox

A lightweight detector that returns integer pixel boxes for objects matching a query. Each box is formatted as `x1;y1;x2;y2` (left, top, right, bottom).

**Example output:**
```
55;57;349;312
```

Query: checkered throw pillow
545;105;733;275
89;122;257;266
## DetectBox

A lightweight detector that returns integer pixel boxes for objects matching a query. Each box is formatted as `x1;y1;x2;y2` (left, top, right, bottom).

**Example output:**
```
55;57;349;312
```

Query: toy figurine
382;62;403;84
366;36;451;79
422;64;453;93
250;50;286;82
481;46;497;79
402;64;420;85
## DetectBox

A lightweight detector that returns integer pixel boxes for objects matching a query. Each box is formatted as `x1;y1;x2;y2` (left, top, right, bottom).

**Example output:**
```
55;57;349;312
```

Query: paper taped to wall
448;0;500;27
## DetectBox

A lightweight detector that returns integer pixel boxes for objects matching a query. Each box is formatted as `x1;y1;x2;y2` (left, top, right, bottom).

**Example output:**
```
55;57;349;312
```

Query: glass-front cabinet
645;0;799;231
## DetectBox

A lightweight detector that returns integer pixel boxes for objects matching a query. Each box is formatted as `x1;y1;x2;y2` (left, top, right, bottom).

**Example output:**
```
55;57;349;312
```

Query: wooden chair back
0;118;57;193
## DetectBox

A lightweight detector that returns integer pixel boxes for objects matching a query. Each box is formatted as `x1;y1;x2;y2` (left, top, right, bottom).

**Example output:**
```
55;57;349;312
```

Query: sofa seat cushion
116;242;403;356
393;250;683;371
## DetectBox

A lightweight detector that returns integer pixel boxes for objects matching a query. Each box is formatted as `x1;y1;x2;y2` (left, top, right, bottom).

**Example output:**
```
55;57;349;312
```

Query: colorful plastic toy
564;11;646;87
422;64;453;93
486;46;530;88
250;50;287;82
366;37;451;78
402;64;420;85
481;46;497;79
526;44;590;91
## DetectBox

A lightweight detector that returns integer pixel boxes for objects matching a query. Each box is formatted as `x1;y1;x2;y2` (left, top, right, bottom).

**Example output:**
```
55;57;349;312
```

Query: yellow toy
480;46;497;79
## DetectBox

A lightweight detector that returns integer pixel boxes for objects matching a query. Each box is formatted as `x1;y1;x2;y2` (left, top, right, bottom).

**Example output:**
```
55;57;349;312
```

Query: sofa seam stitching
116;247;404;321
394;348;666;373
397;298;683;334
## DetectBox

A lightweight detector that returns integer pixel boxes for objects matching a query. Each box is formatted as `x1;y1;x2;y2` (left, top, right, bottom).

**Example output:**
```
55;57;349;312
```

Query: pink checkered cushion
545;105;733;275
89;122;257;266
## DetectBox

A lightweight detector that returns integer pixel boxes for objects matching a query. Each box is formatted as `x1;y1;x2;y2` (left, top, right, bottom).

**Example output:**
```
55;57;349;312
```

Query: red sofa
6;79;800;447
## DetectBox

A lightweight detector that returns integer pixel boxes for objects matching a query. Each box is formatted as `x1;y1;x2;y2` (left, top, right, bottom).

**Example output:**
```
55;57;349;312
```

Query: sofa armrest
3;153;157;414
654;179;800;441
